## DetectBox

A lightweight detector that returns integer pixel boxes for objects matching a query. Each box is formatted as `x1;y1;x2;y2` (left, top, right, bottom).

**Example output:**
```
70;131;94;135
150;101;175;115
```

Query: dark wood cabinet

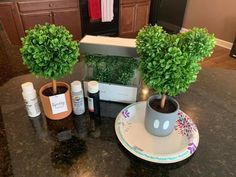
18;0;82;41
0;0;82;45
119;3;136;36
17;0;78;12
53;8;82;40
119;0;150;38
135;2;150;32
0;2;24;45
21;8;82;40
21;11;53;30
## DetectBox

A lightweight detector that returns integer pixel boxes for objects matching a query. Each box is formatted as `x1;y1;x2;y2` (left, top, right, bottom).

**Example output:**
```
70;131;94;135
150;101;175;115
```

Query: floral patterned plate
115;101;199;163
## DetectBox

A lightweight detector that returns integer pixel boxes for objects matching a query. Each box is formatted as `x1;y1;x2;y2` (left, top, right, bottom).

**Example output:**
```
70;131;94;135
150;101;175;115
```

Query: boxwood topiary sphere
20;24;79;80
136;25;215;96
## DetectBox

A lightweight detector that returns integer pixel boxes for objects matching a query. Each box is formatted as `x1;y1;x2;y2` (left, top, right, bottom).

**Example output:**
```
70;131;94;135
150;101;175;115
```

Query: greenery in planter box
85;55;139;85
20;24;79;94
136;25;216;108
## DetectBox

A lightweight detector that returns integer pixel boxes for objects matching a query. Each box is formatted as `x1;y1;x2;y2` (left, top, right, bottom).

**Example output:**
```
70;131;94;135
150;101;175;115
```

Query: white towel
101;0;114;22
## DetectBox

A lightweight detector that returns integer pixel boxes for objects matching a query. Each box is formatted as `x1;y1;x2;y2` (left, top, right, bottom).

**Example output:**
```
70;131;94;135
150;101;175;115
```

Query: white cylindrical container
71;81;85;115
21;82;41;117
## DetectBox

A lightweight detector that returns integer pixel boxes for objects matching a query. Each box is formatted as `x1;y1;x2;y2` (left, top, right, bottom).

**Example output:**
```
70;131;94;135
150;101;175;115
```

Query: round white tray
115;101;199;163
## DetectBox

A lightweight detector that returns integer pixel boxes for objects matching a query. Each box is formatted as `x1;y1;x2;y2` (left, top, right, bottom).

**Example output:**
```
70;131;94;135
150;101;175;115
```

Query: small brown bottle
87;81;101;132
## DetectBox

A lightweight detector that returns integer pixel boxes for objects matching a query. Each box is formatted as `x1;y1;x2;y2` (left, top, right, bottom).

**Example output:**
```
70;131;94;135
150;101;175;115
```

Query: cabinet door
119;3;136;37
53;9;82;40
134;2;150;33
21;11;53;31
0;2;23;45
17;0;78;12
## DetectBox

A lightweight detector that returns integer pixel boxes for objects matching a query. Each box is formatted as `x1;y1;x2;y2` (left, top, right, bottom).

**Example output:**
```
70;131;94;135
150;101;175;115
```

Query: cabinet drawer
17;0;78;12
120;0;150;5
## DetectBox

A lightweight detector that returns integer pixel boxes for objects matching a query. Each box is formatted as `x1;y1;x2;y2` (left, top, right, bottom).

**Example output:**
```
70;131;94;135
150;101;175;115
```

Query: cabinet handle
48;13;52;17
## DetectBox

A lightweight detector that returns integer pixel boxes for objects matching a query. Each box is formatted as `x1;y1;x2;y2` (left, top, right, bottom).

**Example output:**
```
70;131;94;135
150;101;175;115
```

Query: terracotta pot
39;82;72;120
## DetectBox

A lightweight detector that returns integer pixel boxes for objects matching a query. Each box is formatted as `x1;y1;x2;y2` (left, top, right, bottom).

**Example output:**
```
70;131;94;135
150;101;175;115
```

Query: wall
183;0;236;43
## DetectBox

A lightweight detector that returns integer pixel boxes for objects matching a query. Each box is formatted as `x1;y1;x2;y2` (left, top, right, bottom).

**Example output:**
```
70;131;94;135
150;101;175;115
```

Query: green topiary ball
20;24;79;80
136;25;216;96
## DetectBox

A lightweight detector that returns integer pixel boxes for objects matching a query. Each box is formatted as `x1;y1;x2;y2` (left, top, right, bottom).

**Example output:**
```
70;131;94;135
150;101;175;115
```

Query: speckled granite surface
0;67;236;177
0;27;28;177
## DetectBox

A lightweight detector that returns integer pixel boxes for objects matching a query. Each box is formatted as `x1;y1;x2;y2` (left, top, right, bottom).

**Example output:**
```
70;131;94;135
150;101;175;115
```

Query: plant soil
42;86;68;96
150;98;177;113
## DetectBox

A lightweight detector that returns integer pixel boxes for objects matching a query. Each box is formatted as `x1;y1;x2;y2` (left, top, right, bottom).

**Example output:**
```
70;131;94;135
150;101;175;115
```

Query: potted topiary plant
136;25;215;136
83;54;140;103
20;24;79;120
80;35;141;103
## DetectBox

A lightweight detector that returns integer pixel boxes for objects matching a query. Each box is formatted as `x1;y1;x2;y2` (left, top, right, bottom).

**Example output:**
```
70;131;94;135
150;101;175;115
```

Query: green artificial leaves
85;55;139;85
136;25;216;96
20;24;79;80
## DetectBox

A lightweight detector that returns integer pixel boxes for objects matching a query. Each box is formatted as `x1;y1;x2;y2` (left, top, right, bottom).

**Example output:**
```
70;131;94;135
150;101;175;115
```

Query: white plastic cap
88;81;99;93
71;81;82;92
21;82;35;94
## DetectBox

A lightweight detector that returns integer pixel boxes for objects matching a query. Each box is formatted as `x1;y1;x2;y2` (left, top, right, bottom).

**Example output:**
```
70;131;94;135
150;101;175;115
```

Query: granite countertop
0;64;236;177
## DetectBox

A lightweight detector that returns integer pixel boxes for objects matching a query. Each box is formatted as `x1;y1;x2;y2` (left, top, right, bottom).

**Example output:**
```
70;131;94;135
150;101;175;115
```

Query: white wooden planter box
83;69;141;103
83;81;139;103
80;35;140;103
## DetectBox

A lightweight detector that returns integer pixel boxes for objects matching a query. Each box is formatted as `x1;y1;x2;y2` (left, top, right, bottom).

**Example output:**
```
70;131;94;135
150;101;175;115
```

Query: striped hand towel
101;0;114;22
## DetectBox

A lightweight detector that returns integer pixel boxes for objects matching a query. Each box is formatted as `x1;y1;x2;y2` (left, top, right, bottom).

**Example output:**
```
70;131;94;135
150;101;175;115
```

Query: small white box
83;81;139;103
80;35;138;57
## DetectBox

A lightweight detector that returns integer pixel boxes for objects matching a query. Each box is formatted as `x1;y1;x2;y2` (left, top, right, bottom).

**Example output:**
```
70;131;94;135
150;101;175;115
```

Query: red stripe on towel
88;0;101;20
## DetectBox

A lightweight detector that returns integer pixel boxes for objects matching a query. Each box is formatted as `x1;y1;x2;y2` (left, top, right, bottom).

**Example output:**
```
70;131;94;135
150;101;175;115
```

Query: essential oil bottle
71;81;85;115
21;82;41;117
87;81;101;131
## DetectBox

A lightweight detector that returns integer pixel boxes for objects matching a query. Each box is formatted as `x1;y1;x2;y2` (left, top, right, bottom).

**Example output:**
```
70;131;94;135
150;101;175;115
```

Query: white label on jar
25;97;41;117
88;97;94;112
72;93;85;115
49;94;68;114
